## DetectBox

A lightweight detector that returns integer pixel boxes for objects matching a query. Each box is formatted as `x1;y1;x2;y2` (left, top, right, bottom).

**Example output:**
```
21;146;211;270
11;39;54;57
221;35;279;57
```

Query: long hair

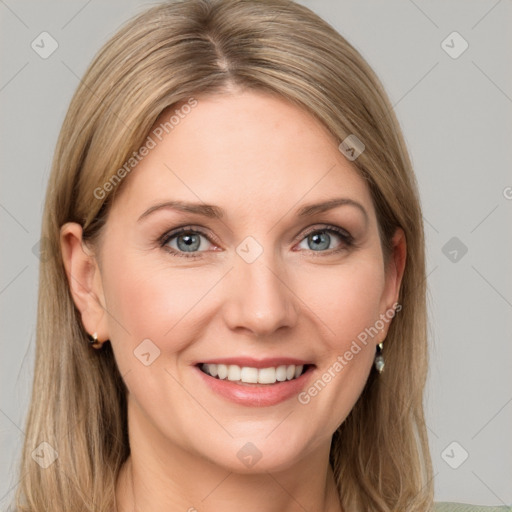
15;1;433;510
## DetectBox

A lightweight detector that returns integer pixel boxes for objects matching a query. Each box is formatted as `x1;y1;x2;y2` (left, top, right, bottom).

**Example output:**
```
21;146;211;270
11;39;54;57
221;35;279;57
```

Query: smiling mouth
198;363;312;385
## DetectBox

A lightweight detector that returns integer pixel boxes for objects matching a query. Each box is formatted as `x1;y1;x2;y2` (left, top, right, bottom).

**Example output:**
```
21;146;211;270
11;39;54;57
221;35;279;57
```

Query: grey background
1;0;511;508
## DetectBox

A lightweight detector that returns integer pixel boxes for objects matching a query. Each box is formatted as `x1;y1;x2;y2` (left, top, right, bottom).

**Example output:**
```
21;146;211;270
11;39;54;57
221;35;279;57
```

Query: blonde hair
15;0;433;510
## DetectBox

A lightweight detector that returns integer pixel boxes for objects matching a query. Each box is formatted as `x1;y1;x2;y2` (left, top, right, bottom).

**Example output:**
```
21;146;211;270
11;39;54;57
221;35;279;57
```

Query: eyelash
157;224;354;259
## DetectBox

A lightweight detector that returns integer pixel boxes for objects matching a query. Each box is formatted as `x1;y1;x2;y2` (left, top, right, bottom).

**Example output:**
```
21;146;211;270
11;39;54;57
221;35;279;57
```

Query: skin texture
60;89;406;512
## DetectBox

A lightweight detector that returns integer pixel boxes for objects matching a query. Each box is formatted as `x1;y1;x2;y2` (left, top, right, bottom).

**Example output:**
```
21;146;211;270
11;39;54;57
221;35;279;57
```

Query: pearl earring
374;342;385;373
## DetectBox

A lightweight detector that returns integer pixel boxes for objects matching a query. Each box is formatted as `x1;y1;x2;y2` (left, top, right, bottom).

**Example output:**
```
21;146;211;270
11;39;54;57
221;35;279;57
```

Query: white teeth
241;367;258;383
227;365;241;381
201;363;306;384
209;363;218;377
258;367;277;384
275;365;287;382
217;364;228;380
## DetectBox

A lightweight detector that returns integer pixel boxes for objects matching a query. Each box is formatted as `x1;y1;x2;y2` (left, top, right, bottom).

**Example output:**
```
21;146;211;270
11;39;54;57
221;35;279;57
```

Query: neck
116;456;342;512
114;398;343;512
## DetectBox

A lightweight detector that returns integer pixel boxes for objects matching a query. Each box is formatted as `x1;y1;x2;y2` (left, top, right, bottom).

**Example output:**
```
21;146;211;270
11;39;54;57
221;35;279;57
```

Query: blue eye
160;228;212;257
297;226;353;253
159;225;353;258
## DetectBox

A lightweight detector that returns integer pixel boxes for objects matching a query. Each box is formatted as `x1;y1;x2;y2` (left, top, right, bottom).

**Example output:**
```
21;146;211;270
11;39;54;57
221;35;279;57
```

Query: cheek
296;255;386;348
294;257;386;427
101;250;222;352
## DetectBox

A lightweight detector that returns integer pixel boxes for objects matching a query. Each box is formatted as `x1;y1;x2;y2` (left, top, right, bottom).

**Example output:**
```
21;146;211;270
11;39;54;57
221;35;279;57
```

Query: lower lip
194;365;315;407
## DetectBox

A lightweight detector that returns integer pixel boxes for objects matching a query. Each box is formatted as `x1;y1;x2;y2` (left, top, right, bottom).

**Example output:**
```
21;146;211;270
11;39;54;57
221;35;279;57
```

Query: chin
194;432;322;474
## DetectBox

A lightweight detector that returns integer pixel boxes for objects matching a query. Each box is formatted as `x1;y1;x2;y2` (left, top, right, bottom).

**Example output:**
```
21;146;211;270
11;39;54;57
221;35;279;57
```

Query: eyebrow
137;197;368;223
137;200;224;222
296;197;368;222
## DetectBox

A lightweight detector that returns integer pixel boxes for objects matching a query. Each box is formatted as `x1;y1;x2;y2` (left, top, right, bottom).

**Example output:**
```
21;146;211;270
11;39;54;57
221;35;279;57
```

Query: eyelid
296;224;353;244
158;225;220;248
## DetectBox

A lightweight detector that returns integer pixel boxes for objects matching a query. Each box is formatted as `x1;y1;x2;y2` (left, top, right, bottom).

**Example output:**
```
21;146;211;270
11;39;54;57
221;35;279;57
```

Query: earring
374;342;385;373
87;332;103;349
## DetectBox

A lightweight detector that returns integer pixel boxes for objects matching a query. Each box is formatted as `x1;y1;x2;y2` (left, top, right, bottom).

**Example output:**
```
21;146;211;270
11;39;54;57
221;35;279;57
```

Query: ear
378;227;407;339
60;222;109;343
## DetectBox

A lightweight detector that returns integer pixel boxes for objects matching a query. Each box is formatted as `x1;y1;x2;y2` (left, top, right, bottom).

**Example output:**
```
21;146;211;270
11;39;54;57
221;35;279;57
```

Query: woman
12;0;510;511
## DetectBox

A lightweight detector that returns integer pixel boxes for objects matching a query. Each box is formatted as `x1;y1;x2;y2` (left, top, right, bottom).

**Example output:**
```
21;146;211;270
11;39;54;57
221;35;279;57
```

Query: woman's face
70;90;404;473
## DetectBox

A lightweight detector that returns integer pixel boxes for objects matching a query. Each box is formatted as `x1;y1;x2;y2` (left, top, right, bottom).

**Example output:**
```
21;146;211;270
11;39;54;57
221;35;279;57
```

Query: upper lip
196;357;314;368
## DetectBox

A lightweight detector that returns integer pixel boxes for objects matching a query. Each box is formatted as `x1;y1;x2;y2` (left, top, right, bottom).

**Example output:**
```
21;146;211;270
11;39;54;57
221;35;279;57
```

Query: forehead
110;90;375;221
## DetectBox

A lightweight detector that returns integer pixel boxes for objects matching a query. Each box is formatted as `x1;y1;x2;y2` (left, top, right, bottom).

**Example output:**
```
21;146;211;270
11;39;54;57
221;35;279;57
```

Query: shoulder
435;502;512;512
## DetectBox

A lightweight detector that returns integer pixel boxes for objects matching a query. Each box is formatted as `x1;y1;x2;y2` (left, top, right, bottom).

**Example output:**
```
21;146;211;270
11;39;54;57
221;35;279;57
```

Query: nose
222;250;299;338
